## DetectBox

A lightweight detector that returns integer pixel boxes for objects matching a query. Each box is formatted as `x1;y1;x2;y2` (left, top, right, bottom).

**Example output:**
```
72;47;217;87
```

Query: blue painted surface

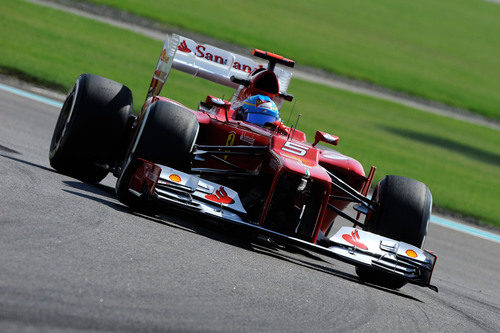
1;83;499;243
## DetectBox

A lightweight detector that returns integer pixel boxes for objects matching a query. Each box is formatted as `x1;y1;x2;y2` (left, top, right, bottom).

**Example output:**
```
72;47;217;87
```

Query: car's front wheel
355;175;432;289
115;100;199;208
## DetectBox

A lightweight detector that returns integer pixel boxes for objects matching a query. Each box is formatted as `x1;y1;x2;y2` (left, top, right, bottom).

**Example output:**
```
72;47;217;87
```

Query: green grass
0;1;233;106
289;80;500;226
1;1;499;226
82;0;500;120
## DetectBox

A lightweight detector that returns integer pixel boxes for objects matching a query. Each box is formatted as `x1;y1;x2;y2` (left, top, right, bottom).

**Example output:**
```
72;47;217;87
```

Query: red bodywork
114;40;437;290
135;44;374;244
142;93;369;243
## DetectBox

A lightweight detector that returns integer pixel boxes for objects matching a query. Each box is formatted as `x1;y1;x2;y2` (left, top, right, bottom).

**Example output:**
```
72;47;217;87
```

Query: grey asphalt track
1;89;499;332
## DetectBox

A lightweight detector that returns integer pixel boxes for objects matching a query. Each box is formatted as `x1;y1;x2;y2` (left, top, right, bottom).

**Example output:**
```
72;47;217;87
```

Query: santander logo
205;186;235;204
177;40;191;53
342;229;368;250
177;39;254;73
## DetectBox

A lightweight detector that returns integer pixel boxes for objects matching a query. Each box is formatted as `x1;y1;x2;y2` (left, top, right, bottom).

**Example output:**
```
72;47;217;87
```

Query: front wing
126;160;437;291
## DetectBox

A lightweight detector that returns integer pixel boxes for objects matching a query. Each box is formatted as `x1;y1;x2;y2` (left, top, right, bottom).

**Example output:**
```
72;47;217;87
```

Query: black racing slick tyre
355;175;432;289
116;100;199;207
49;74;133;183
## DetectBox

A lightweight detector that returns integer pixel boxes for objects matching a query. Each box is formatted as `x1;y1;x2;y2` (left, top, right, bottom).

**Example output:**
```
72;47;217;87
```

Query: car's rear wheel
355;175;432;289
49;73;133;183
116;100;199;208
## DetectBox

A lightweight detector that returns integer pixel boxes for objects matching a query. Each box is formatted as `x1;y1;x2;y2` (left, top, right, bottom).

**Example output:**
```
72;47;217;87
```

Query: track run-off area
0;83;499;331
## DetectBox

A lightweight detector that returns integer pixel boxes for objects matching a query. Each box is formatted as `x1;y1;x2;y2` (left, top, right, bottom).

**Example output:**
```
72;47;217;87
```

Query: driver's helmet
241;95;279;126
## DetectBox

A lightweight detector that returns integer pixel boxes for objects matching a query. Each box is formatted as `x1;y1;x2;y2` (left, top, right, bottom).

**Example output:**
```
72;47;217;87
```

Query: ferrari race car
49;34;437;291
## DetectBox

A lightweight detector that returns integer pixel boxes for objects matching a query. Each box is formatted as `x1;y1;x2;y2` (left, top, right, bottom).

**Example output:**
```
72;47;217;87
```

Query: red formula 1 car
49;34;437;291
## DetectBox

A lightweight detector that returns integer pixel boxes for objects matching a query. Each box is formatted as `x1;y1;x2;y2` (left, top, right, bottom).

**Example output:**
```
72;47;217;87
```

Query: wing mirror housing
312;131;339;147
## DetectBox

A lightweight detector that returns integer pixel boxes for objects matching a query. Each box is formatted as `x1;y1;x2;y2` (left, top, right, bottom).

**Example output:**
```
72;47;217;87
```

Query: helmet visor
244;112;278;126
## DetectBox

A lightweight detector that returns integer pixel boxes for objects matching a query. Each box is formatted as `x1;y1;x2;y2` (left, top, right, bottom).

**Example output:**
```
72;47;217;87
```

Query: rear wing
145;34;293;103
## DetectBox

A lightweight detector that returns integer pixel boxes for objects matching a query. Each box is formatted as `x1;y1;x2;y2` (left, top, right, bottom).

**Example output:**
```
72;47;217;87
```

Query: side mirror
312;131;339;147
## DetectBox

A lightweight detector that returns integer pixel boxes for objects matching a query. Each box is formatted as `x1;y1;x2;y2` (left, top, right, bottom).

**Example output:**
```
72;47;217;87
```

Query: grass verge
83;0;500;120
1;0;499;226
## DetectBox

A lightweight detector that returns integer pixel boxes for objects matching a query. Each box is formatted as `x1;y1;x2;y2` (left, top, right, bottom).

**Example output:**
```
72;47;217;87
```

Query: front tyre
49;74;133;183
116;100;199;208
356;175;432;289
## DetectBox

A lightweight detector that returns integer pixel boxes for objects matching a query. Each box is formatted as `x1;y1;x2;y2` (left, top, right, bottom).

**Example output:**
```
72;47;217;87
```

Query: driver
239;94;280;126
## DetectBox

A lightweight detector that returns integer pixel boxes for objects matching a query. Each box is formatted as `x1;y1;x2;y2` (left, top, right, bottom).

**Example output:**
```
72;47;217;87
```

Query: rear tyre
49;73;133;183
116;101;199;207
355;175;432;289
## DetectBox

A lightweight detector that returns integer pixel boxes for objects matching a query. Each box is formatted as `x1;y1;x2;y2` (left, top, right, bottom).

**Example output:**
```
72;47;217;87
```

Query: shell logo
406;249;418;258
169;174;182;182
